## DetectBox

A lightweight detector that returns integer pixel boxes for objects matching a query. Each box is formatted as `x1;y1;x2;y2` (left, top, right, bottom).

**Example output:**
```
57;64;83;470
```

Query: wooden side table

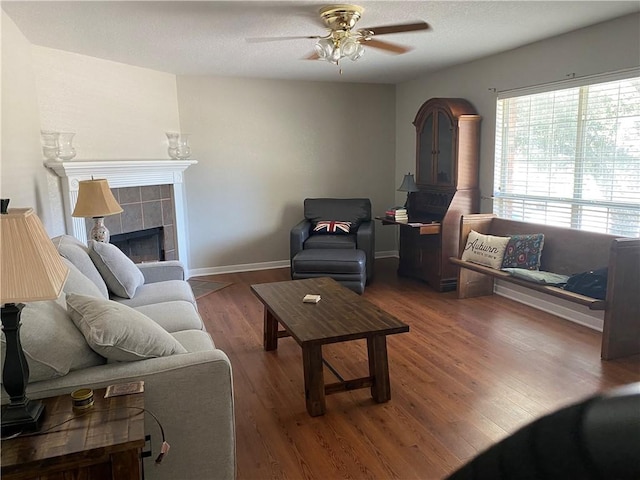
1;388;145;480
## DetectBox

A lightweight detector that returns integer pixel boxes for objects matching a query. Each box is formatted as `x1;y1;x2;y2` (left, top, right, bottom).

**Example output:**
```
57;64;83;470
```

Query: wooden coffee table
251;277;409;416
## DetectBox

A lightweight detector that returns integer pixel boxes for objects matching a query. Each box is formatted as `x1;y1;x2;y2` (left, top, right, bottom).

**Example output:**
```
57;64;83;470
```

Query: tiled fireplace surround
101;184;177;260
46;159;197;269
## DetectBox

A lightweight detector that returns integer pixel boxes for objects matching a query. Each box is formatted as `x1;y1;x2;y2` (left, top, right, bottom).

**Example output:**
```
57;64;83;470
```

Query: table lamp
398;172;419;209
1;200;69;435
72;178;123;243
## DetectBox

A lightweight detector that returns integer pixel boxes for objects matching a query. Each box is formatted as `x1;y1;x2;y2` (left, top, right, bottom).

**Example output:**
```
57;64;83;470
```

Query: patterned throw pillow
501;233;545;270
313;220;352;235
461;230;510;269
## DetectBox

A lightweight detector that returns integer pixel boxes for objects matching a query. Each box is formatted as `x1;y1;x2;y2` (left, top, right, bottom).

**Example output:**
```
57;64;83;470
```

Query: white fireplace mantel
46;159;197;270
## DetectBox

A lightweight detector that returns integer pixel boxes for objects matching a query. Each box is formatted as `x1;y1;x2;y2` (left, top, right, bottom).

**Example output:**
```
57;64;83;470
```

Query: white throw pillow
66;293;187;362
0;300;105;382
461;230;510;269
88;240;145;299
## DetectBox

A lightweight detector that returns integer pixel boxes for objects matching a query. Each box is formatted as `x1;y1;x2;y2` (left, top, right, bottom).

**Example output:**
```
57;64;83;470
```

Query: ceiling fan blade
246;35;322;43
365;38;412;55
361;21;430;36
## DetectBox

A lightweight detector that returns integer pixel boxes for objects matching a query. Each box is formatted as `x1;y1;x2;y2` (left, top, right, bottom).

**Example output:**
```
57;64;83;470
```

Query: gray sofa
0;235;235;480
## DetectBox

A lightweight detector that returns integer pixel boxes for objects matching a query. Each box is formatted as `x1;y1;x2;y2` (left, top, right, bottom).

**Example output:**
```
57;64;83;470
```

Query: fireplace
111;226;165;263
46;159;197;270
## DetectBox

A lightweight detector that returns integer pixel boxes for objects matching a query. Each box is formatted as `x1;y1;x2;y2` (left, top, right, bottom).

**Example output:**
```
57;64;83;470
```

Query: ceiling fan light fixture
314;38;333;59
330;45;342;64
341;36;358;56
349;42;365;61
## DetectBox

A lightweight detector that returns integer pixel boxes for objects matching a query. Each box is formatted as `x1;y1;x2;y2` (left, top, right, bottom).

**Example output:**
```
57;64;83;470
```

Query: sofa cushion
171;330;216;351
501;233;545;270
304;234;356;250
52;235;108;298
66;293;187;362
114;280;197;308
461;230;510;269
61;257;107;299
135;301;204;332
0;300;105;383
88;240;145;299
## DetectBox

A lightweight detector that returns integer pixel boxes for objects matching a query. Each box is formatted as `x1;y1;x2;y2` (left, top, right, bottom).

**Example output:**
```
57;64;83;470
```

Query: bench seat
449;214;640;360
448;258;605;310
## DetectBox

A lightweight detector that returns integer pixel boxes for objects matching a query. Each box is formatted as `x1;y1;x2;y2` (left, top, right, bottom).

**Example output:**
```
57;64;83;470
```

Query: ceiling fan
248;4;430;66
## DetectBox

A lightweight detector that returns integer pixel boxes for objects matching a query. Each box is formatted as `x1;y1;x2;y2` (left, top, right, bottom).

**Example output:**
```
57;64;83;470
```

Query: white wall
176;76;396;273
395;13;640;212
32;46;181;161
0;11;62;233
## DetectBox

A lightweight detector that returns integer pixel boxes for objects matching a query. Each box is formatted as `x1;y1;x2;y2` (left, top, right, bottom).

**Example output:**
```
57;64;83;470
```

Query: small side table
1;388;145;480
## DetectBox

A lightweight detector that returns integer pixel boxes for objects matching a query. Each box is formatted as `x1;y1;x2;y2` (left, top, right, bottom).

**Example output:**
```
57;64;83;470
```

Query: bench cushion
502;268;568;285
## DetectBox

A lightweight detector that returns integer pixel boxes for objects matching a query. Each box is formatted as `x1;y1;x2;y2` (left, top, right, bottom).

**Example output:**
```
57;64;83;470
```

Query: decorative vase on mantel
166;132;191;160
55;132;77;161
40;131;58;161
41;131;76;161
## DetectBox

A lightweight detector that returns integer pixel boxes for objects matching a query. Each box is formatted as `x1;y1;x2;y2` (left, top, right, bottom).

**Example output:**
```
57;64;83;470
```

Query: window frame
493;69;640;237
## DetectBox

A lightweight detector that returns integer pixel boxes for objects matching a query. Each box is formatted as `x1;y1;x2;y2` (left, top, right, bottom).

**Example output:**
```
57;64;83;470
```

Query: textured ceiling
3;1;639;84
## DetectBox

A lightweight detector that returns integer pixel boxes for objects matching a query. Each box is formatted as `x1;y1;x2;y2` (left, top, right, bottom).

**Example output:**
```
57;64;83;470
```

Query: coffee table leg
367;335;391;403
263;308;278;351
302;344;326;416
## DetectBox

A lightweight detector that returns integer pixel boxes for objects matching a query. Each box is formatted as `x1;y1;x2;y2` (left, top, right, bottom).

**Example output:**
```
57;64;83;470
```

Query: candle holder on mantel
166;132;191;160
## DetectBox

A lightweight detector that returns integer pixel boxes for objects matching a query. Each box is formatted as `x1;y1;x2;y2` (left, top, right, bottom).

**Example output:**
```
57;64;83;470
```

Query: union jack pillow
313;220;352;235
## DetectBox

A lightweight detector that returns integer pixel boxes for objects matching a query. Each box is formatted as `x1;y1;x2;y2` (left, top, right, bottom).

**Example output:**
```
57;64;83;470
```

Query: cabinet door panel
417;113;434;185
436;111;454;185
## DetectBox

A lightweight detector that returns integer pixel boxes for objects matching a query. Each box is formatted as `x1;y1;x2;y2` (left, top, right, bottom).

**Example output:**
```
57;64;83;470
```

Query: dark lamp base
1;399;45;436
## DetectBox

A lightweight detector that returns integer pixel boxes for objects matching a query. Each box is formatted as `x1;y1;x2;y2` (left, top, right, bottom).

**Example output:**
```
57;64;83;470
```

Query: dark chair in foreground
446;382;640;480
290;198;374;294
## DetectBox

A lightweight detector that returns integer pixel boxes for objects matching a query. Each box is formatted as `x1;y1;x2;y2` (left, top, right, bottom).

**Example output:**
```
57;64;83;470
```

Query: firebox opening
111;226;165;263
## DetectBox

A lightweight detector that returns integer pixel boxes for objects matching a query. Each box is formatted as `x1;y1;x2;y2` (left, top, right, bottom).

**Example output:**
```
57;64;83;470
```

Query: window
493;75;640;237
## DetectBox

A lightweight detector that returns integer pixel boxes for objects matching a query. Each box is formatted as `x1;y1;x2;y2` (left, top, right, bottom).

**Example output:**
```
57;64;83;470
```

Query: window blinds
493;75;640;237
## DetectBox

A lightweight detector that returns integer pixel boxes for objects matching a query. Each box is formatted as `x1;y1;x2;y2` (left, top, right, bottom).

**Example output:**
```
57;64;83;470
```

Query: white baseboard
494;280;604;332
189;260;290;278
188;250;399;278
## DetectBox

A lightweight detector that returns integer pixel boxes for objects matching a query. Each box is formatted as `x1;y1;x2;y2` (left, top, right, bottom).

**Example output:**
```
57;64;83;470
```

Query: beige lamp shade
1;208;69;304
72;179;123;218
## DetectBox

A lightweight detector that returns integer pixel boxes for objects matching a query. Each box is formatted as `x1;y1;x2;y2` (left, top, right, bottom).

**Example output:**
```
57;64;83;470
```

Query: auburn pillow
461;230;510;269
313;220;352;235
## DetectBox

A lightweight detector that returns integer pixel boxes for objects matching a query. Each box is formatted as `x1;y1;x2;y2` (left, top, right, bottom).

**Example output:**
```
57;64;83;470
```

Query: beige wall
176;76;396;272
395;13;640;212
0;11;62;233
32;46;181;160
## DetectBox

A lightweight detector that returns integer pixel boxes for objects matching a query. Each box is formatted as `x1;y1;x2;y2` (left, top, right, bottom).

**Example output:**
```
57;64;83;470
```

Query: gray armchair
290;198;375;283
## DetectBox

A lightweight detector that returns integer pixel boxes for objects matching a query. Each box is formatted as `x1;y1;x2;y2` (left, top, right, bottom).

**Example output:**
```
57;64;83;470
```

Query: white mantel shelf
46;159;197;271
45;159;197;188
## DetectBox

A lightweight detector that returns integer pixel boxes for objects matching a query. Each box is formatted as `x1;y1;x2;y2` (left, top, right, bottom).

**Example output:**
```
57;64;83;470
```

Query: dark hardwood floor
195;258;640;480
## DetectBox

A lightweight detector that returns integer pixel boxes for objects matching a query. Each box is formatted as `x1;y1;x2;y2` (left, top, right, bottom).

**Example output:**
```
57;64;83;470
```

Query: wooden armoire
398;98;481;291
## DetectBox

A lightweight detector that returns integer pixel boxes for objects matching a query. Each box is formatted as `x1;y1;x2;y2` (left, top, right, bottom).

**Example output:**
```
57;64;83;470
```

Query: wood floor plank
195;258;640;479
